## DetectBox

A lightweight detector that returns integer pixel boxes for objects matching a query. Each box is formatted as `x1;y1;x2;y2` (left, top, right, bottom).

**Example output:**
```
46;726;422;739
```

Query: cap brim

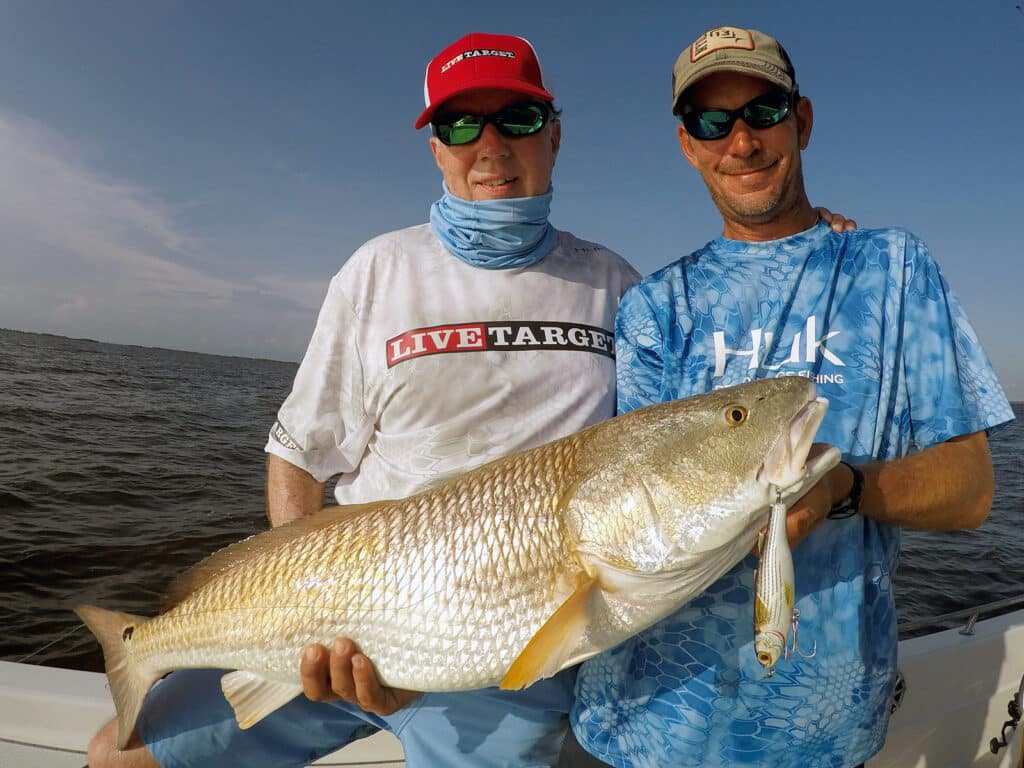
414;80;556;129
672;64;793;114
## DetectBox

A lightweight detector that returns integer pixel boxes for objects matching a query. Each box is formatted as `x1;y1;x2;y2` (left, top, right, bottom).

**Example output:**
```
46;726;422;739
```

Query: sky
0;1;1021;399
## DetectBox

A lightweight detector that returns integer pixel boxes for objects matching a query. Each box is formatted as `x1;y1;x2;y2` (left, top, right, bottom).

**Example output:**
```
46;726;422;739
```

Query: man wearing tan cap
564;25;1011;768
86;31;641;768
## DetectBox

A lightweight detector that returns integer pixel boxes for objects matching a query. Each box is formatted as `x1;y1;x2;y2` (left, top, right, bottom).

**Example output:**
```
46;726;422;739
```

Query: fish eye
724;405;748;426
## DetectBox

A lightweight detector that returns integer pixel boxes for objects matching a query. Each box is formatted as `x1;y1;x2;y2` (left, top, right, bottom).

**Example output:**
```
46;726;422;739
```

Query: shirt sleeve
265;272;373;482
615;283;667;415
899;234;1014;449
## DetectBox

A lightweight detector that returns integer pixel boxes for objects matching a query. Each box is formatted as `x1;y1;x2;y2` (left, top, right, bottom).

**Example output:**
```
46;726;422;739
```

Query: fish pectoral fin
220;671;304;729
499;576;597;691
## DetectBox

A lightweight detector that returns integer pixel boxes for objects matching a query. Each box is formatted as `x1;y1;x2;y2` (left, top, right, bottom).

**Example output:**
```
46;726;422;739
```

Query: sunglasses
680;90;796;141
432;102;551;146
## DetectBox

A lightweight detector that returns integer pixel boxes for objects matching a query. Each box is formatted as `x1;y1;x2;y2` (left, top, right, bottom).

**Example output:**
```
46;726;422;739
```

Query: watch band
828;461;864;520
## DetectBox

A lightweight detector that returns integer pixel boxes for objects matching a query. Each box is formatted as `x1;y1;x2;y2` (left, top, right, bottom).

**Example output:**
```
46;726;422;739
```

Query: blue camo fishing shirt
571;221;1014;768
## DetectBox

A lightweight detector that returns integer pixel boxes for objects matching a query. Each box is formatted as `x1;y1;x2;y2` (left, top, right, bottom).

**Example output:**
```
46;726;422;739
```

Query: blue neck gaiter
429;183;556;269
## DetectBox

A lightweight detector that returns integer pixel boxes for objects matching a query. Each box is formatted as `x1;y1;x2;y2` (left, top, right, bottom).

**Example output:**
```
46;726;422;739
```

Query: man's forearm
859;430;994;531
266;453;326;528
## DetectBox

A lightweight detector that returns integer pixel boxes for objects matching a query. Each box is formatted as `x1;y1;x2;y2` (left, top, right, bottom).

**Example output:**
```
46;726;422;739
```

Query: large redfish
77;376;838;749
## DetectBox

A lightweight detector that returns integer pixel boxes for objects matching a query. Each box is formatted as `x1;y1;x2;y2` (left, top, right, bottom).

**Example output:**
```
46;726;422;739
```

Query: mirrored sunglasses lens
496;105;546;135
447;116;485;145
686;110;732;139
435;115;483;145
746;93;790;128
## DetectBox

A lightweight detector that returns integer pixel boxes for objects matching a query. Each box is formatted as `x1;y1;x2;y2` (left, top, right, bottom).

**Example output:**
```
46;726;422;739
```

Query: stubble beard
705;159;808;230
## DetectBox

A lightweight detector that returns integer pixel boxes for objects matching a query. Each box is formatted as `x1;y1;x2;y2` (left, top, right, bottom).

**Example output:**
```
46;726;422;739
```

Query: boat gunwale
898;592;1024;636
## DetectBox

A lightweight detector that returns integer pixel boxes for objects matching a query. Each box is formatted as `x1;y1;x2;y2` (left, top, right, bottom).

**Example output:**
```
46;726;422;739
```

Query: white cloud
250;274;327;312
0;112;230;294
0;111;317;360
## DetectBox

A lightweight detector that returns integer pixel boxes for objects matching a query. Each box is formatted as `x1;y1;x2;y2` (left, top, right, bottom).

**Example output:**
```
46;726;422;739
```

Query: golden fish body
77;376;839;748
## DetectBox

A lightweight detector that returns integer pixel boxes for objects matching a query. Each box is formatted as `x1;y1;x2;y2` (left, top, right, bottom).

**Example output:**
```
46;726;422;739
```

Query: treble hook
786;609;817;661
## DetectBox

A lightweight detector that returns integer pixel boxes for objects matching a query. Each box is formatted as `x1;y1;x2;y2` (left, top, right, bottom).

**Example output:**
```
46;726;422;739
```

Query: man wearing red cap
86;31;640;768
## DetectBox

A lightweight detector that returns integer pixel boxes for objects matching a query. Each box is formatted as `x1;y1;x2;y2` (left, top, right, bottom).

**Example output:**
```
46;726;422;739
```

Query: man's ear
429;136;444;170
796;96;813;150
550;119;561;158
677;124;699;170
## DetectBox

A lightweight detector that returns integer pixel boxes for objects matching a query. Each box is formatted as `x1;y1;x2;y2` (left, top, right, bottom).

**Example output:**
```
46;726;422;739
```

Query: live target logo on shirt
386;321;614;367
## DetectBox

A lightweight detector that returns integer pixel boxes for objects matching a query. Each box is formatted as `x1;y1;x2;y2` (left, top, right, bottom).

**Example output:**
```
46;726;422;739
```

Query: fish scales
133;434;584;690
76;377;840;748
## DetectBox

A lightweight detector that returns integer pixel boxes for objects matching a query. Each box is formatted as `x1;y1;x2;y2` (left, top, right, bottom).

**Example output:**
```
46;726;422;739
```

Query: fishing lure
754;490;815;677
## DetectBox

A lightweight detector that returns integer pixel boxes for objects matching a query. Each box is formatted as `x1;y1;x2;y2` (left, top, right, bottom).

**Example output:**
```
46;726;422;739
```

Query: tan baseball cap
671;26;796;115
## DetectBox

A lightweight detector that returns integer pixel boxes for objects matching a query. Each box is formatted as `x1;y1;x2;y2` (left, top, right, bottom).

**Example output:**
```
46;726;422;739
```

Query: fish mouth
760;395;836;489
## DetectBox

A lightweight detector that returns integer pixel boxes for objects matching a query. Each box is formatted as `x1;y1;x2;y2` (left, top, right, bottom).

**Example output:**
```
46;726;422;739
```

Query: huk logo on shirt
386;321;614;367
712;317;845;377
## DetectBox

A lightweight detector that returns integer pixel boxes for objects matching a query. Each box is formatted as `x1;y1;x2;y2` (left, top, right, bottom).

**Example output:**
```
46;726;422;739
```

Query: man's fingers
300;643;338;702
815;206;858;234
299;637;422;716
352;655;424;715
352;654;389;714
785;487;830;548
329;637;359;702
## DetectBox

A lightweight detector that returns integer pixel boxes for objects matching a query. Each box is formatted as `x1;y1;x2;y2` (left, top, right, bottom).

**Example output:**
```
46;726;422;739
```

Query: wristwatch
828;461;864;520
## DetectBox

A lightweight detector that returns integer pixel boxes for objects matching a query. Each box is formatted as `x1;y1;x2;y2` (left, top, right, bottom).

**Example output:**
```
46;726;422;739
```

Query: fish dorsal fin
162;502;382;611
500;575;597;691
220;670;304;729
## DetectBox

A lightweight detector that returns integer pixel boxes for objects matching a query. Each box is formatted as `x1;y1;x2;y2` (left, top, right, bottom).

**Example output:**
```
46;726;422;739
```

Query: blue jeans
137;667;577;767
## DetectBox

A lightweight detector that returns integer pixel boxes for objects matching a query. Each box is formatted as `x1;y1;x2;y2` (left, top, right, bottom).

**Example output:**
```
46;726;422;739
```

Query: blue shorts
137;667;577;768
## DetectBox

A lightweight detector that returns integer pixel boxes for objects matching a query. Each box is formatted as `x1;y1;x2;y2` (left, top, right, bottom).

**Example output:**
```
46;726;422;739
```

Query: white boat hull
868;607;1024;768
0;659;404;767
3;608;1022;767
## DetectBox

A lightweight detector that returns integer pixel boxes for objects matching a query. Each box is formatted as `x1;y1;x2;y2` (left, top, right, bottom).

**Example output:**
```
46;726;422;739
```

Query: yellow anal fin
221;671;304;729
500;576;596;691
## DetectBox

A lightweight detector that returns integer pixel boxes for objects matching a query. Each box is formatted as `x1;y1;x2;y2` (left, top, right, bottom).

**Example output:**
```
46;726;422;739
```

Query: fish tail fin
75;605;159;749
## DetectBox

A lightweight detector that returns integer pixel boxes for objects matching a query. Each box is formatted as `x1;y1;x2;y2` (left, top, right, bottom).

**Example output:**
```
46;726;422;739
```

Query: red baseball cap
414;32;555;130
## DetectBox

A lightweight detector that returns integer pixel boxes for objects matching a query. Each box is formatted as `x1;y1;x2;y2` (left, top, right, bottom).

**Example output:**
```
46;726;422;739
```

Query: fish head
569;376;839;573
648;376;839;556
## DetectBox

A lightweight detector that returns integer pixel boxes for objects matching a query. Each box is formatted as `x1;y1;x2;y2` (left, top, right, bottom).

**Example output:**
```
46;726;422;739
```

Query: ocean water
1;328;1021;672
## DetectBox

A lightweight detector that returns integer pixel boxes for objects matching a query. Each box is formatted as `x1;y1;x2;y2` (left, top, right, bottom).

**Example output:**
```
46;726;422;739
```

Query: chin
722;191;784;220
475;187;523;200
